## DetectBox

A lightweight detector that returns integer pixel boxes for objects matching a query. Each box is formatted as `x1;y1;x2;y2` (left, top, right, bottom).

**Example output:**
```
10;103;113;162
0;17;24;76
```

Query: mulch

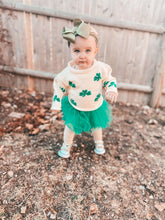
0;87;165;219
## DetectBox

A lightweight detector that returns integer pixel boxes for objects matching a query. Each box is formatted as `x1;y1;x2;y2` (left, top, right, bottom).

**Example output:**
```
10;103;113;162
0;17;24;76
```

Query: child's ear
95;47;99;55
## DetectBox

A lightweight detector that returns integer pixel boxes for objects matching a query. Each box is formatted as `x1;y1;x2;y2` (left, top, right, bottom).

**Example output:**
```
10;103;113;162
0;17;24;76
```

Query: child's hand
105;91;118;103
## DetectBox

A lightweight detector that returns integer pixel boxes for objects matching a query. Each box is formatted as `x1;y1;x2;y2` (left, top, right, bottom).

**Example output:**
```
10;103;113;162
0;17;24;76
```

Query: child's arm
51;74;67;111
102;64;118;103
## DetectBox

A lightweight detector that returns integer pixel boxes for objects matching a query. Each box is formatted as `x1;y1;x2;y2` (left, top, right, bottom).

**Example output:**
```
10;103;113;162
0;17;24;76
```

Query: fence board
0;72;28;89
0;9;14;66
1;1;165;34
17;0;164;27
159;93;165;107
97;27;161;86
0;0;165;106
150;34;165;107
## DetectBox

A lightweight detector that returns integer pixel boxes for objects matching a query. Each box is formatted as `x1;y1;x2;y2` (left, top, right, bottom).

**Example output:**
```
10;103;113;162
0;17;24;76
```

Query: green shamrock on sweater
60;87;66;93
69;81;76;88
79;90;91;97
103;81;110;88
108;81;117;88
94;93;101;102
53;95;60;102
94;73;101;81
70;99;77;106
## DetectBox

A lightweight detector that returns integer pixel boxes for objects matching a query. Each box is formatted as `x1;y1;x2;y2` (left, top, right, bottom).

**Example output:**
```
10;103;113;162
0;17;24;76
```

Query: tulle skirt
61;96;112;134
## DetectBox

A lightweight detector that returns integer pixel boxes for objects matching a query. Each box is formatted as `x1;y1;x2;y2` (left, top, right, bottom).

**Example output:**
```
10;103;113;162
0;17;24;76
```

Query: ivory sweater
51;59;117;111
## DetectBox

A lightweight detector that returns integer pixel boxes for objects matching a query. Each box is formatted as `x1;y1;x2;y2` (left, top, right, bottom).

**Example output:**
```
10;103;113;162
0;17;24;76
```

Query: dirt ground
0;87;165;220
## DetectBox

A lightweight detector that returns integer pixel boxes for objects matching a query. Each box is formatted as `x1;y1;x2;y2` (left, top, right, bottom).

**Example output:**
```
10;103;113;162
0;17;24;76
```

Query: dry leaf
0;145;5;154
25;123;34;130
8;112;25;118
89;203;98;215
12;213;23;220
24;113;32;120
0;127;4;137
31;128;40;135
154;201;165;212
45;208;57;219
8;171;14;178
21;206;27;214
37;108;46;117
39;124;50;131
15;126;22;132
37;118;49;124
0;205;5;215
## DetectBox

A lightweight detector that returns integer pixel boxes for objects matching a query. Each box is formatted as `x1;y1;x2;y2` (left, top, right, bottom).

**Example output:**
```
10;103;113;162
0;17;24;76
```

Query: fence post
150;34;165;108
24;0;34;91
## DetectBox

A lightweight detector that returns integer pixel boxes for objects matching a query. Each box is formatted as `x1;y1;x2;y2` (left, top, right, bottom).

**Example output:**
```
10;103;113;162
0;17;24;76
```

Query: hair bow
62;19;90;43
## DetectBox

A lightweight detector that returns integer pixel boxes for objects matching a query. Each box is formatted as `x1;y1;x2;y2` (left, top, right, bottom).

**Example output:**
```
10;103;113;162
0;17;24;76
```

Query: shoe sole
94;149;105;155
58;150;70;158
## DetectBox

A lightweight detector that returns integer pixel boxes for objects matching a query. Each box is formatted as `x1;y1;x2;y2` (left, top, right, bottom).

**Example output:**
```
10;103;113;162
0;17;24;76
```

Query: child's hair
62;19;98;47
88;26;98;44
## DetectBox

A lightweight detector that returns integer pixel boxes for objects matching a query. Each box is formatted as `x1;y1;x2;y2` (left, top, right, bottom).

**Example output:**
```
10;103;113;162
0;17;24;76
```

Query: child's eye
74;49;80;53
86;49;91;53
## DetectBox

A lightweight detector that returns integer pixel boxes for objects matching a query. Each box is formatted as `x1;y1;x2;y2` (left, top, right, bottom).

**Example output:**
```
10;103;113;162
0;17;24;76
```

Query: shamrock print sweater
51;59;117;111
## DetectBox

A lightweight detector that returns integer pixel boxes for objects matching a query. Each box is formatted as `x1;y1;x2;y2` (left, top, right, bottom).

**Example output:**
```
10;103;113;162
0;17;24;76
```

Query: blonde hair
89;25;98;44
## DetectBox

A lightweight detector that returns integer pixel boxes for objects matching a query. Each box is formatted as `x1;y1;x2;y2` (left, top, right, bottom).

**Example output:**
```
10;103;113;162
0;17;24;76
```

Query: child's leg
58;126;75;158
92;128;105;155
92;128;102;141
63;125;75;145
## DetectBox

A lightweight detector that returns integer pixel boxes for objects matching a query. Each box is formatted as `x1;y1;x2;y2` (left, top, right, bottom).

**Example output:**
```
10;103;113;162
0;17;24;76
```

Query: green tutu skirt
61;96;112;134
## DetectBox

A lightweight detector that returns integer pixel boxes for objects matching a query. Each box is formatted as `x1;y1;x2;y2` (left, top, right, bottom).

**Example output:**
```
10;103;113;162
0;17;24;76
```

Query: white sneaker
94;141;105;155
58;143;71;158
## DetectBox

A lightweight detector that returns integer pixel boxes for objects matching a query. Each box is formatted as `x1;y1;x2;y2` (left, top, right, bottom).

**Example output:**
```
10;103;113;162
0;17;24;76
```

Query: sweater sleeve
51;73;67;110
102;63;118;94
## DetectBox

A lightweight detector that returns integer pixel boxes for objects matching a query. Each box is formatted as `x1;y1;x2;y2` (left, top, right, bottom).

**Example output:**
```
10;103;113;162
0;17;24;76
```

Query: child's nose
79;52;85;58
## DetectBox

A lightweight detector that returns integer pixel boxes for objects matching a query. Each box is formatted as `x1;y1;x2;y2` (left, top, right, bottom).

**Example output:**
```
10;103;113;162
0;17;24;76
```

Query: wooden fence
0;0;165;107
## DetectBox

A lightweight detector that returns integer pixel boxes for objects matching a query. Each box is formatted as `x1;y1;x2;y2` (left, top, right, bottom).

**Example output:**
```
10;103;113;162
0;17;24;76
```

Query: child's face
70;35;98;70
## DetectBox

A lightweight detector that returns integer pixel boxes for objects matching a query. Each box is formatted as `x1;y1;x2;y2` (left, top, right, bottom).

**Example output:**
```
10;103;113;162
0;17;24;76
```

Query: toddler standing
51;19;118;158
